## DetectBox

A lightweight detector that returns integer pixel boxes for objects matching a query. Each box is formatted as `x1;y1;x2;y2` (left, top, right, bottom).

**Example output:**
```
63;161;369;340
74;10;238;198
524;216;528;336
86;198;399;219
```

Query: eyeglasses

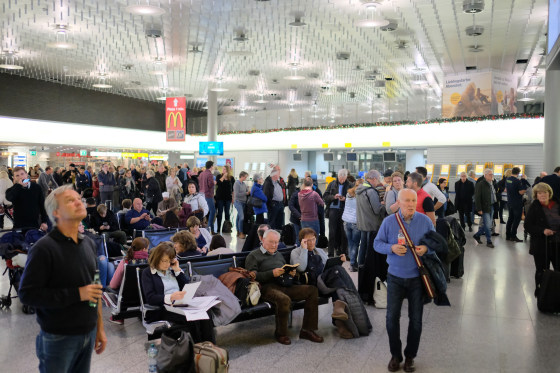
160;259;170;263
305;237;317;242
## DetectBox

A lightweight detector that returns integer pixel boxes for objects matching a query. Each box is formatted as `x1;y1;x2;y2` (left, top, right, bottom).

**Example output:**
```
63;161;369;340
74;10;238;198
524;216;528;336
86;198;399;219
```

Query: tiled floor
1;213;560;373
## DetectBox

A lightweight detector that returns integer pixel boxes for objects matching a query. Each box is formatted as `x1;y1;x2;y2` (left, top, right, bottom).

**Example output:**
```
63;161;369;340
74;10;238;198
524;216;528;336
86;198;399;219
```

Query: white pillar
544;70;560;173
207;91;218;162
405;150;425;172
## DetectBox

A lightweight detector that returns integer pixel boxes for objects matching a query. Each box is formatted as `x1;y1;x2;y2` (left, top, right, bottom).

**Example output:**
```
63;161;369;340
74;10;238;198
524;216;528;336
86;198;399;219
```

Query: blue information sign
199;141;224;155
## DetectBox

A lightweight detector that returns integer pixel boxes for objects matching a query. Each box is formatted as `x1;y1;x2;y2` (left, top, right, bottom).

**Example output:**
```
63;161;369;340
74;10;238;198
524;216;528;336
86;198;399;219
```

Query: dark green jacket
474;179;492;213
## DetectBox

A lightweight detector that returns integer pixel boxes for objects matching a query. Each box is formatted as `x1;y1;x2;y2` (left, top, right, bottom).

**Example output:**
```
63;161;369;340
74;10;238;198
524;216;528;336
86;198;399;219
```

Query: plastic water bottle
89;270;100;308
148;343;158;372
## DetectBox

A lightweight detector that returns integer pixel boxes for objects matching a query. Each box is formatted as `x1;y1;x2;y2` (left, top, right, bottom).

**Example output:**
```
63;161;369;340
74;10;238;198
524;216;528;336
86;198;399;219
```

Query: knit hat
162;192;170;198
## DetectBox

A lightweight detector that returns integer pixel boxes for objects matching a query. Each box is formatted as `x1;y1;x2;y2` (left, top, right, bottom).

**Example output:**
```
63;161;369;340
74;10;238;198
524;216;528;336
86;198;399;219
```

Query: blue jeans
344;222;361;267
386;274;424;361
205;197;216;233
301;220;320;236
98;256;115;288
234;201;245;234
36;328;96;373
506;204;523;239
475;207;494;243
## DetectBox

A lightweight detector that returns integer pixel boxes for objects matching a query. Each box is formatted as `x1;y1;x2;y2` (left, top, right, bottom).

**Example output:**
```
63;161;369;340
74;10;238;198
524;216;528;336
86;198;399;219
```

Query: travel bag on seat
193;342;229;373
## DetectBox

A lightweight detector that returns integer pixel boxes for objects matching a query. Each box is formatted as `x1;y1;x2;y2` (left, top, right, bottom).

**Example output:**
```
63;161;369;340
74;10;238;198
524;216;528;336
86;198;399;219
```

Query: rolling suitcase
193;342;229;373
450;245;465;278
537;240;560;313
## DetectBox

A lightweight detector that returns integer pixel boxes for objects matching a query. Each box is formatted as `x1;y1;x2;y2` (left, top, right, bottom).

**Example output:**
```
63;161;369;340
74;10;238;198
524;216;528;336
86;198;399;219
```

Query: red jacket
298;189;325;221
199;169;215;199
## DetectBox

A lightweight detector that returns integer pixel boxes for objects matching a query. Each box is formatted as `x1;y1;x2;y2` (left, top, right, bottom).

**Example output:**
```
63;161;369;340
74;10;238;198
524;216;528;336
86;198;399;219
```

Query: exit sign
80;150;88;156
30;151;37;156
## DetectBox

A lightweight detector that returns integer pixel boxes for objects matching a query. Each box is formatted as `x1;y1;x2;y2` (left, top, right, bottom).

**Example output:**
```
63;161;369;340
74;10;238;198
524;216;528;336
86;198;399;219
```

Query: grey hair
337;169;348;178
398;188;417;201
460;172;467;177
365;169;382;182
270;170;280;177
468;170;476;177
146;170;155;177
483;168;493;175
263;229;281;240
45;184;75;225
253;173;262;182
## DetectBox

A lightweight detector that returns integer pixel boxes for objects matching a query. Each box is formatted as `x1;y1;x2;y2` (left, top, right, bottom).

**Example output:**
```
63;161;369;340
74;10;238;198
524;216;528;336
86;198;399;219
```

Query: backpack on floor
222;220;232;234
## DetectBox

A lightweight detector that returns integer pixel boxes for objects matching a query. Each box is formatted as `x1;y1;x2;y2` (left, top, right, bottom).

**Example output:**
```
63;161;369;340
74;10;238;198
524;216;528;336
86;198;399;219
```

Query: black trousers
328;208;347;257
533;240;560;297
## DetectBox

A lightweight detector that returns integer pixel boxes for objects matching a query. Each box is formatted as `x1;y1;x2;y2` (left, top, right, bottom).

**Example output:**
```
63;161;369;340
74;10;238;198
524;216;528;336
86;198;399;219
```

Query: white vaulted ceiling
0;0;548;119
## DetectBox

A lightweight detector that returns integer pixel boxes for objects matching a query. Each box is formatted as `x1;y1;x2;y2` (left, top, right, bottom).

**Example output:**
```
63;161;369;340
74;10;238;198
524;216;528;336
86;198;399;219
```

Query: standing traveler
505;167;529;242
406;172;436;226
342;182;361;271
144;170;162;216
287;169;299;200
416;166;446;217
251;174;268;224
19;185;107;372
233;171;250;238
199;161;217;234
473;169;496;248
6;167;48;230
496;169;512;225
385;172;404;215
0;170;13;229
324;169;352;257
435;178;449;219
97;164;116;206
541;167;560;200
454;172;475;231
215;165;235;234
263;167;287;230
37;167;59;197
298;178;324;236
374;188;434;373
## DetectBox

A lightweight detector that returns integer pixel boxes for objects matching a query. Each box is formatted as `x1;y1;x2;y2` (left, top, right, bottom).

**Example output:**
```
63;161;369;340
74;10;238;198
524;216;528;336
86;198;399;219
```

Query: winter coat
323;179;351;210
184;193;208;217
355;183;384;232
474;179;493;213
419;229;448;259
263;176;288;206
178;203;193;227
97;171;116;193
0;177;13;205
288;189;301;225
298;189;324;221
145;177;162;205
342;194;358;224
524;198;560;256
287;175;299;197
195;275;242;326
421;252;451;306
250;183;268;215
454;179;475;211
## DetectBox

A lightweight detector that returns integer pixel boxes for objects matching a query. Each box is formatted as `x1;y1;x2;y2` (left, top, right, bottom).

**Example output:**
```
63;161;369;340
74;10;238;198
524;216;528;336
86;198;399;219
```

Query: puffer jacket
194;275;242;326
250;183;268;215
421;252;451;306
355;183;384;232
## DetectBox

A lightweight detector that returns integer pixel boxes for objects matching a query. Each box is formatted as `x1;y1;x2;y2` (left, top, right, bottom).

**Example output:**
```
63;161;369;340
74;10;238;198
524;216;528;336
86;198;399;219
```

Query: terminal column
544;69;560;173
207;90;218;163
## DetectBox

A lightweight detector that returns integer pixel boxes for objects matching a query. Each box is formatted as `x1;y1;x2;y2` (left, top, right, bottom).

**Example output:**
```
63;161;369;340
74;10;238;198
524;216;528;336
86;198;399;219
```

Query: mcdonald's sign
165;97;186;141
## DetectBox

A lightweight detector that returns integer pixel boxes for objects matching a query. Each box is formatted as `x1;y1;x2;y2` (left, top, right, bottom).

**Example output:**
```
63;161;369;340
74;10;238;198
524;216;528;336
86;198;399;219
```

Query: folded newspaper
164;283;221;321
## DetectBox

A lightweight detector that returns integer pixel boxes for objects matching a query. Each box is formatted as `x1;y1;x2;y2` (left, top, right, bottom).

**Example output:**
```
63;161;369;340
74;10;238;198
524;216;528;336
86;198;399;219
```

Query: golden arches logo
167;112;184;129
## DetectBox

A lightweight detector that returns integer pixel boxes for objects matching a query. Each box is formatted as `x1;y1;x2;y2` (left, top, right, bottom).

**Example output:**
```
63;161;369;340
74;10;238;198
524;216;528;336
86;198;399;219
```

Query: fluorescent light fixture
210;87;229;92
0;64;23;70
156;96;167;101
284;74;306;80
123;5;166;16
180;154;195;159
92;83;112;88
91;151;122;157
46;41;76;49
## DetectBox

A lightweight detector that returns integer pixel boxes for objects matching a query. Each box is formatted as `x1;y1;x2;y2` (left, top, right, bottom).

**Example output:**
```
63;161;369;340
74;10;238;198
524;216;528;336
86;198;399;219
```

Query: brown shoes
403;357;415;372
332;300;349;320
388;357;401;372
334;320;353;339
299;329;324;343
274;333;291;345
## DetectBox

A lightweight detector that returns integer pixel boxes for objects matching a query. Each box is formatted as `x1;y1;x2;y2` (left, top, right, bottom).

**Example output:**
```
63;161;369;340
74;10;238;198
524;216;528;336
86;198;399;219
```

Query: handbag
395;213;436;300
276;272;294;287
295;270;317;286
157;329;195;373
247;196;263;208
193;341;229;373
373;277;387;309
444;200;457;216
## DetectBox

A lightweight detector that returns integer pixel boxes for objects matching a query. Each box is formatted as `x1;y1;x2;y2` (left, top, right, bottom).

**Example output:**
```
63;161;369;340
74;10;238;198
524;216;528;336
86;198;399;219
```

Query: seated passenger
157;192;178;218
141;242;215;343
125;198;159;230
183;181;208;221
244;229;323;345
163;207;181;228
186;216;212;255
178;202;193;227
117;198;132;216
84;197;97;229
90;204;127;245
78;222;114;289
206;235;234;256
106;237;150;325
171;230;202;258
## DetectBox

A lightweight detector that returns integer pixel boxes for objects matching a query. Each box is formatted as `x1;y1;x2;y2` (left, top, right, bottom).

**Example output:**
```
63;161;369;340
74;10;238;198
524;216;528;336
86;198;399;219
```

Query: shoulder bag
157;329;195;373
247;196;263;208
395;213;436;300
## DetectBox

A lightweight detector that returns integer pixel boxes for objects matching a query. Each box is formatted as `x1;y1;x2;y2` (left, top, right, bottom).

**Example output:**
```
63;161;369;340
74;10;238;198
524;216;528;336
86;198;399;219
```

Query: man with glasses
245;229;323;345
473;168;496;248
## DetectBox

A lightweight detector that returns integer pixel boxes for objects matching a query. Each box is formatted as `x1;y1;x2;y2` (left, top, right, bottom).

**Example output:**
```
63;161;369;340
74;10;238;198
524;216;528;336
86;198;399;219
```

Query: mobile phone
22;178;30;184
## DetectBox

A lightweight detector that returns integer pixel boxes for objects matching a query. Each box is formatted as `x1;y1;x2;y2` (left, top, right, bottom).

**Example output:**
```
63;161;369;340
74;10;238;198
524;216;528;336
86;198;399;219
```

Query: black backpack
281;224;296;246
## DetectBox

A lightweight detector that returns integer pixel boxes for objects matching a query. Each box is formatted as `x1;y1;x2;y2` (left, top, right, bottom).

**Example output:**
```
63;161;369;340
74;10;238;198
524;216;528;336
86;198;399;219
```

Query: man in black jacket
541;167;560;205
263;167;287;229
19;185;107;372
473;169;496;248
454;172;475;232
323;169;352;257
5;167;48;230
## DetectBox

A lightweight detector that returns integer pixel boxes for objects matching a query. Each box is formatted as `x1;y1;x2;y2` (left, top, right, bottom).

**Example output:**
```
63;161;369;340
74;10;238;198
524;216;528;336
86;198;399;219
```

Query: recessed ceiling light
156;96;167;101
153;57;166;65
150;71;166;75
0;64;23;70
46;41;76;49
289;17;306;27
210;87;229;92
283;75;306;80
254;99;268;104
123;4;166;16
92;83;112;88
517;97;534;102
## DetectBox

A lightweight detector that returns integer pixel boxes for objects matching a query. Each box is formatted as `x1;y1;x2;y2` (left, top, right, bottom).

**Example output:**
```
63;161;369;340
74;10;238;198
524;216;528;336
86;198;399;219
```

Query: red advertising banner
166;97;186;141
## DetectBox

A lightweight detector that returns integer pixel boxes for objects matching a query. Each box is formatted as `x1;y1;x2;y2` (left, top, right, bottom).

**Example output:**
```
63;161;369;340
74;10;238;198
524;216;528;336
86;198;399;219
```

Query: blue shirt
506;176;526;208
125;208;152;230
157;269;180;295
196;234;207;250
374;211;435;279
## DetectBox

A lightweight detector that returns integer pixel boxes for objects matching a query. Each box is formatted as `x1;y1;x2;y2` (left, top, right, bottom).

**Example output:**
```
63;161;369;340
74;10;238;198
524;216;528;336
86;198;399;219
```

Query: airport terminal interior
1;0;560;372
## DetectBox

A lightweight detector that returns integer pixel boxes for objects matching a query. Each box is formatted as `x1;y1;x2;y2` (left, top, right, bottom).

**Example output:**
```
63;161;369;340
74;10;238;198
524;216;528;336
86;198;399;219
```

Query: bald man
374;189;434;372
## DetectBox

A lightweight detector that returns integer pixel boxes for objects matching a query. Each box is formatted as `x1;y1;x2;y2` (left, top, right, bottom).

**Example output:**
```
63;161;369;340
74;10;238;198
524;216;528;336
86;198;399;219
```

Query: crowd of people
3;159;560;373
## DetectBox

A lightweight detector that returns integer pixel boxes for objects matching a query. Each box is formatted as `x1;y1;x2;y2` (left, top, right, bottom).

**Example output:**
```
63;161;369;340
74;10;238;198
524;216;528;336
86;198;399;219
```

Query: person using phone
140;242;215;343
5;166;48;230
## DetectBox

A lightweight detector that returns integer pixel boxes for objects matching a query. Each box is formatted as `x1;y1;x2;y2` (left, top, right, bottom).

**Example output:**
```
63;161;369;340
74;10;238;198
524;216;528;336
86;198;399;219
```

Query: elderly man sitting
245;229;323;345
125;198;163;230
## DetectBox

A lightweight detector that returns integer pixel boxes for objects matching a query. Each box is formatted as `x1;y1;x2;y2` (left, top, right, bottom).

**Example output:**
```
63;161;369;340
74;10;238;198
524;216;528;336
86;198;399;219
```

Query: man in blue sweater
19;185;107;373
374;188;434;373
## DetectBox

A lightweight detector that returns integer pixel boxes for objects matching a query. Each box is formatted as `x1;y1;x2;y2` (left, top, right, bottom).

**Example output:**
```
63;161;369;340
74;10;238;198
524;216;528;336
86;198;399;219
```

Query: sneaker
486;242;495;248
108;315;124;325
491;232;500;236
473;235;482;244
